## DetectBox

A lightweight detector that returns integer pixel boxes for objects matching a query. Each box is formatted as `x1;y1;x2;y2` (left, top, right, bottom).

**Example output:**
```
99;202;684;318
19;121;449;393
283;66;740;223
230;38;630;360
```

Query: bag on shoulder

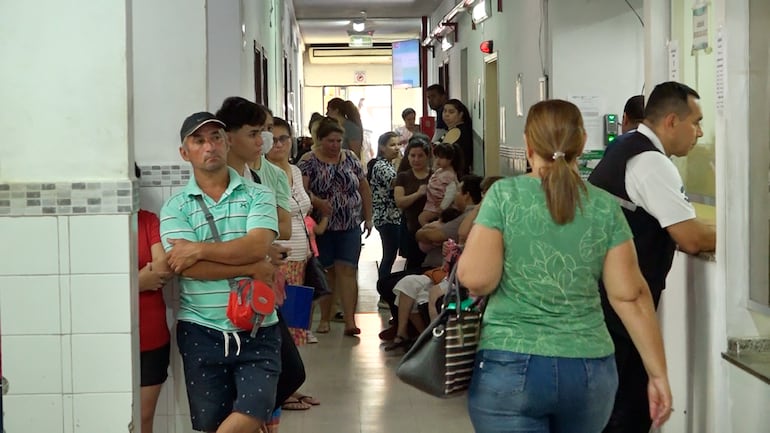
193;195;276;337
304;255;332;300
396;265;482;397
227;279;276;336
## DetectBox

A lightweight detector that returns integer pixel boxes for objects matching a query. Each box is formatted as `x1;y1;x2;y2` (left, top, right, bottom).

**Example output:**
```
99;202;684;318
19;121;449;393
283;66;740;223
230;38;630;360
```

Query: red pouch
227;279;275;336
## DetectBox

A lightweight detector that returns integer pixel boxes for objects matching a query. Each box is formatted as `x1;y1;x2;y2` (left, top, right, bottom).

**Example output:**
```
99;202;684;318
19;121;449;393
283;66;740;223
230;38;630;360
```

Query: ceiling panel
293;0;445;19
293;0;445;45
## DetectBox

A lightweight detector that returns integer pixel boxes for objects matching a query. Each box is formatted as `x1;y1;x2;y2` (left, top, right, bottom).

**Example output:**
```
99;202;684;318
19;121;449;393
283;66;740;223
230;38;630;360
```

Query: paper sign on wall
568;95;604;151
668;40;680;82
715;27;727;114
692;2;711;54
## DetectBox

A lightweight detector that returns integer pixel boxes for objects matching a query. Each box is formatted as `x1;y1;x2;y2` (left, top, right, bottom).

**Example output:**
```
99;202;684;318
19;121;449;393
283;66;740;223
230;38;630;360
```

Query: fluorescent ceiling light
441;37;453;52
472;2;489;24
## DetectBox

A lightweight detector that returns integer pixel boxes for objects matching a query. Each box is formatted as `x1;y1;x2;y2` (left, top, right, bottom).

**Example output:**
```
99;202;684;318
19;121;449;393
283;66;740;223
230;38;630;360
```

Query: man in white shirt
589;81;715;433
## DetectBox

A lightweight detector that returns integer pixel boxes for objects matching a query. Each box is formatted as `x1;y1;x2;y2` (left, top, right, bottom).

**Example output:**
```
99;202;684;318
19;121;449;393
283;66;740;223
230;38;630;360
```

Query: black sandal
384;336;411;352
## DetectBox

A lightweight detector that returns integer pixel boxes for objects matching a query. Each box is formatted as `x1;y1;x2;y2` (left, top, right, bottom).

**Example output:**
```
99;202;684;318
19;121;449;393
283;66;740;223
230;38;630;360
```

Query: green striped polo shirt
253;155;291;212
160;167;279;331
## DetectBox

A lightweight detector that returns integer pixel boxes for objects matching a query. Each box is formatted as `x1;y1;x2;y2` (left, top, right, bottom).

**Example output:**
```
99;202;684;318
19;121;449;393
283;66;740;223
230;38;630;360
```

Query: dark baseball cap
179;112;226;143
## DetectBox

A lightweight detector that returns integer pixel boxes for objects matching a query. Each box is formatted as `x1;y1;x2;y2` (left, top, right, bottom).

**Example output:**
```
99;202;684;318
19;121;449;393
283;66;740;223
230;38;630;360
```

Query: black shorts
177;321;282;431
140;343;170;387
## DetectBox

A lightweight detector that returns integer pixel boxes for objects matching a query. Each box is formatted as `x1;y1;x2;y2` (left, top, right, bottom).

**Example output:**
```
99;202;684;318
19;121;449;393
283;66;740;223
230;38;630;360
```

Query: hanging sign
692;2;711;53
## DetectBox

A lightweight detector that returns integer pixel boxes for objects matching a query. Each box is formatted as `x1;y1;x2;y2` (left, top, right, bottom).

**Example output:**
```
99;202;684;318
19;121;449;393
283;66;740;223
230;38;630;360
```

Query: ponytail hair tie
552;151;566;160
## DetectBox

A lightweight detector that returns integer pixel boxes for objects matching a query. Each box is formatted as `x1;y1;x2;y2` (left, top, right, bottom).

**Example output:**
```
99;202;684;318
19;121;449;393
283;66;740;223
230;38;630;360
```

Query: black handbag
396;265;483;398
299;208;331;300
304;254;331;300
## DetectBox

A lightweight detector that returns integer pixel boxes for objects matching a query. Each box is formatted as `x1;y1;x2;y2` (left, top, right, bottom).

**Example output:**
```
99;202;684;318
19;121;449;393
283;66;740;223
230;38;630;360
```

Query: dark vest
588;131;676;338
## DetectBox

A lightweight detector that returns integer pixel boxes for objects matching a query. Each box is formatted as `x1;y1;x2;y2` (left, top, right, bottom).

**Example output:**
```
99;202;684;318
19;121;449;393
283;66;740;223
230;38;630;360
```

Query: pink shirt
304;215;320;257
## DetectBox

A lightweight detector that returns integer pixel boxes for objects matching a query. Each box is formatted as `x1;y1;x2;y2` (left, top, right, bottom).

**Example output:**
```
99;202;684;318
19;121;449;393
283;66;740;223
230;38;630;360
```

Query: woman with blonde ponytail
457;100;672;432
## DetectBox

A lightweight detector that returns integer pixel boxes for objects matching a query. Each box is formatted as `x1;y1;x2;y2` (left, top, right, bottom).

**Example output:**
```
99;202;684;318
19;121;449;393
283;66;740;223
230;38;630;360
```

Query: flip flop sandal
282;398;312;410
297;395;321;406
315;321;331;334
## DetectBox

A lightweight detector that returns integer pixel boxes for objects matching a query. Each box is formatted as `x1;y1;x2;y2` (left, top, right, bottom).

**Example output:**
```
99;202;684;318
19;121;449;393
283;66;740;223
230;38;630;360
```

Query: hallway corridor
280;233;474;432
280;312;473;433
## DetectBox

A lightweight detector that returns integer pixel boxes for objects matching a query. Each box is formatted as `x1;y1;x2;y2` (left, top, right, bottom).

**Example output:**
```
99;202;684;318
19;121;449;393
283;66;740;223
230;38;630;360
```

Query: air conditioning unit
308;45;392;65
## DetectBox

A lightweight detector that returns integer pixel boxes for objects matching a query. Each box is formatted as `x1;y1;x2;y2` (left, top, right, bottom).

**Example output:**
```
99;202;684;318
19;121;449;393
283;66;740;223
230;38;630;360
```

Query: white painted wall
132;0;207;165
550;0;645;149
207;0;242;111
727;365;770;433
303;61;394;86
0;1;132;182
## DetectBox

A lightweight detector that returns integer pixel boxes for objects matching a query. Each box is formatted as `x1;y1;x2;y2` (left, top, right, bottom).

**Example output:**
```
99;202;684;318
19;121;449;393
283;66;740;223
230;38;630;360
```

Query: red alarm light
480;40;493;54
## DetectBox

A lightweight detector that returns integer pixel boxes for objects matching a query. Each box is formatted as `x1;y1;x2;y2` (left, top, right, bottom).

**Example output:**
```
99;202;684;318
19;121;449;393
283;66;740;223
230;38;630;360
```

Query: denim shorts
176;321;282;431
316;227;362;269
468;350;618;433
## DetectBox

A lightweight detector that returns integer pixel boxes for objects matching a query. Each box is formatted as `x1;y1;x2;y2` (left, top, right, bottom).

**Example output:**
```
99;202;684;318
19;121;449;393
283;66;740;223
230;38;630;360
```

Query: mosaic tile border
137;164;191;187
0;180;139;216
727;337;770;355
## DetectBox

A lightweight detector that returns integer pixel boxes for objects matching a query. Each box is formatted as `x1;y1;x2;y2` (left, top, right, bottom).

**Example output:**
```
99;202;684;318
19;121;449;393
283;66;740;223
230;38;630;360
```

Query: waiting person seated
418;207;462;253
377;175;483;346
421;176;503;326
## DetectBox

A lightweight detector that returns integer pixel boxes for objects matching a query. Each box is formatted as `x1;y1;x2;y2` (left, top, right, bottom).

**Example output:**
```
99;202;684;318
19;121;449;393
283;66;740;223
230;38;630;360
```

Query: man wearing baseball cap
160;111;281;433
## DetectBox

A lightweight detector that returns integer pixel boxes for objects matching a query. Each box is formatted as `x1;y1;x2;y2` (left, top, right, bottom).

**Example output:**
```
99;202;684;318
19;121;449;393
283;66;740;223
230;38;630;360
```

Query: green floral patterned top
475;175;632;358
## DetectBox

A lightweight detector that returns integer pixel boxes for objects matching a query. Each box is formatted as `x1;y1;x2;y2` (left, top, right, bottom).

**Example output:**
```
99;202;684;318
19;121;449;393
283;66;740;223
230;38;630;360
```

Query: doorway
321;85;393;164
483;54;500;176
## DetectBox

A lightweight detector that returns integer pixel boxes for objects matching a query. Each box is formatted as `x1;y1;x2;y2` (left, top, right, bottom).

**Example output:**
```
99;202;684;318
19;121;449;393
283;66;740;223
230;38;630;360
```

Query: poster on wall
568;95;604;151
692;2;712;54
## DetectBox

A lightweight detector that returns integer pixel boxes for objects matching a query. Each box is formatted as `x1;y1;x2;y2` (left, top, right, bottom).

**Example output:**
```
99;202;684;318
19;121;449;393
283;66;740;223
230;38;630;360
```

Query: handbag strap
292;195;314;250
442;257;484;317
194;195;239;291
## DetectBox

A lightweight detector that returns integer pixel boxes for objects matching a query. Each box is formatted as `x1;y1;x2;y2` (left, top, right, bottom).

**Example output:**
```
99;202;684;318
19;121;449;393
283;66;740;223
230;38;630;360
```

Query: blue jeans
468;350;618;433
376;223;400;280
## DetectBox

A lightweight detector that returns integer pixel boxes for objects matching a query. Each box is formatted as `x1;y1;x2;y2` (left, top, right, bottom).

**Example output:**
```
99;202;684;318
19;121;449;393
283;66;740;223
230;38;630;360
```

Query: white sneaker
306;331;319;344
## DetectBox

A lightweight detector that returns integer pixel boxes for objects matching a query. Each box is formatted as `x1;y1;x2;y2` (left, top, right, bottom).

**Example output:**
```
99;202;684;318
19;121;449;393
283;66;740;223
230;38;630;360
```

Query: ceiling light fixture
352;11;366;32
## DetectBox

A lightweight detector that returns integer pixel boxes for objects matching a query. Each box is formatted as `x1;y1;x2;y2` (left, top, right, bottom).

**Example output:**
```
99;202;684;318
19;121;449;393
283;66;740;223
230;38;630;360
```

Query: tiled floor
280;232;474;433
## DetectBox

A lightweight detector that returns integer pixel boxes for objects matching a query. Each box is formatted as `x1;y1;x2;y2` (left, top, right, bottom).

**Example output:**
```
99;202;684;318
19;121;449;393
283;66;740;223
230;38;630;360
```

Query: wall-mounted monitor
392;39;421;88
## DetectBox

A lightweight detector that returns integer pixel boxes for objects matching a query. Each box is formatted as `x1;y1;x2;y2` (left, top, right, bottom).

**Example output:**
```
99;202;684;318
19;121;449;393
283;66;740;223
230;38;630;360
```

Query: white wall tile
72;334;132;393
69;215;131;274
60;275;72;334
0;216;59;275
70;274;131;334
1;335;62;394
59;216;70;273
0;275;61;335
169;186;185;197
3;394;64;433
73;393;133;433
155;374;172;416
169;347;190;416
61;335;73;393
139;186;166;215
152;415;171;433
63;394;75;433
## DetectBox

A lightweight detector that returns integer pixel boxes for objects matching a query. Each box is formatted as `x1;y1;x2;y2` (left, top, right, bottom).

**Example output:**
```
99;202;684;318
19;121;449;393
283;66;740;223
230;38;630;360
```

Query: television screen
392;39;420;88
